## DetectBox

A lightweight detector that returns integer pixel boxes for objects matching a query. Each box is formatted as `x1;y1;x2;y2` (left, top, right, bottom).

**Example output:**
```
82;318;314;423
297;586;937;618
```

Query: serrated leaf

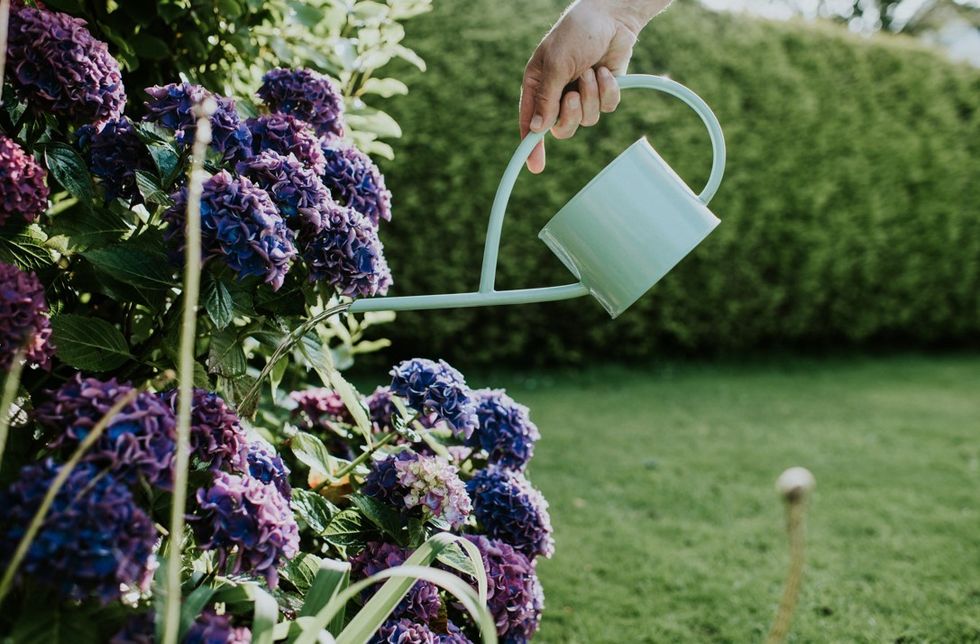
349;493;411;546
435;541;480;580
208;327;246;376
281;552;324;594
290;432;336;477
323;508;369;552
134;170;174;206
292;488;340;535
83;246;176;291
46;202;131;251
45;143;95;203
0;222;52;270
51;314;132;371
205;280;234;329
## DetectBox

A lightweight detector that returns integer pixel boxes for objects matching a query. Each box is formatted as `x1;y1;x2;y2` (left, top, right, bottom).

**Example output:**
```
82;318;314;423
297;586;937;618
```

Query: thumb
523;54;571;134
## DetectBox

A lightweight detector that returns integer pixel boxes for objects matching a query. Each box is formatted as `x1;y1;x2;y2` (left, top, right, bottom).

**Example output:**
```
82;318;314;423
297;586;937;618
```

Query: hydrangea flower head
6;5;125;124
185;610;253;644
462;535;543;643
362;451;471;528
365;386;398;432
76;118;155;204
467;468;554;559
144;83;252;162
164;171;296;290
389;359;478;440
350;541;441;624
0;262;54;370
247;113;326;174
257;67;345;138
38;375;176;488
236;150;333;240
370;618;437;644
0;135;49;225
302;203;392;298
290;387;352;427
245;441;292;501
193;471;300;587
320;142;392;227
160;388;248;472
467;389;540;470
0;459;156;603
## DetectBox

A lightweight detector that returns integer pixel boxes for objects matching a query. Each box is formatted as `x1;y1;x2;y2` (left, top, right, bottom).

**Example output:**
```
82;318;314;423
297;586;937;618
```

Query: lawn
483;354;979;643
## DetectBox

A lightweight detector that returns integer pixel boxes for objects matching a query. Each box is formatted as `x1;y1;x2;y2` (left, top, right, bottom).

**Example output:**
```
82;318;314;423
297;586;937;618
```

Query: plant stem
0;374;167;605
0;0;9;105
0;347;26;471
766;498;808;644
161;100;212;644
314;431;397;492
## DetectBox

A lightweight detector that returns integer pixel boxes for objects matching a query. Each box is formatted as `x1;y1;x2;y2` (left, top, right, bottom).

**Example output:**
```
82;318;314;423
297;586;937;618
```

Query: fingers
527;140;546;174
551;91;582;140
596;66;620;113
578;68;601;127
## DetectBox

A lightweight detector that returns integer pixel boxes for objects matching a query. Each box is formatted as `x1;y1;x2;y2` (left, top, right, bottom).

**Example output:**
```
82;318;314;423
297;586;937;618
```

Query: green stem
0;0;9;105
0;347;26;471
766;499;807;644
314;431;398;492
161;100;211;644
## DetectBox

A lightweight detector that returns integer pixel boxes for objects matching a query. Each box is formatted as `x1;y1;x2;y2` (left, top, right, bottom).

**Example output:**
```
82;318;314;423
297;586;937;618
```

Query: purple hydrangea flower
365;386;398;432
290;387;352;426
76;118;155;204
0;262;54;370
164;171;296;290
247;114;325;174
370;618;437;644
0;459;157;603
467;468;554;559
193;471;300;588
0;135;49;225
389;359;478;440
467;389;540;471
185;610;252;644
245;441;292;501
461;535;543;643
437;622;474;644
37;375;177;488
6;6;125;124
302;203;392;298
350;541;442;624
144;83;252;162
160;388;248;472
236;150;333;240
320;142;392;227
257;68;345;138
362;450;471;528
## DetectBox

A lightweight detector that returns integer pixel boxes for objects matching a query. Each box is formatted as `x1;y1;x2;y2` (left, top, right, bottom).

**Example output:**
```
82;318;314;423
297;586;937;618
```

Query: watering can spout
348;74;726;317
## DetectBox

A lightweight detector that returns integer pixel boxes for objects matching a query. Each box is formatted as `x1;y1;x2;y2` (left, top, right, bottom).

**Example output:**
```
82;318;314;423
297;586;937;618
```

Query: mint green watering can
349;74;726;318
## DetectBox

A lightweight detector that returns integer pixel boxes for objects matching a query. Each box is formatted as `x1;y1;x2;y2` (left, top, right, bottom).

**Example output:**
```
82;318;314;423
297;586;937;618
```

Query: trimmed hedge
375;1;980;366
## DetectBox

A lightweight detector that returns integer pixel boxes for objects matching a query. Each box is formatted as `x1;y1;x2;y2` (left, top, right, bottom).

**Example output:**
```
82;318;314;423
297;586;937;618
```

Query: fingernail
530;114;543;131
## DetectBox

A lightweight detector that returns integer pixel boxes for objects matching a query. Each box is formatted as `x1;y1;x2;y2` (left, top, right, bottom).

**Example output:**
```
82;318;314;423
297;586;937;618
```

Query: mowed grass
482;354;979;643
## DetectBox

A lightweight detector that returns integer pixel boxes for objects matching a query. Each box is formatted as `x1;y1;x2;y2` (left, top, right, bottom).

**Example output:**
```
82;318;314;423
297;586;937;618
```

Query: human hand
519;0;669;173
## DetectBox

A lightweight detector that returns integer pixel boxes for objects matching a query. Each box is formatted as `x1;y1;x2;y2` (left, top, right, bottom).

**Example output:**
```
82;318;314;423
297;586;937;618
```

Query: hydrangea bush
0;1;554;642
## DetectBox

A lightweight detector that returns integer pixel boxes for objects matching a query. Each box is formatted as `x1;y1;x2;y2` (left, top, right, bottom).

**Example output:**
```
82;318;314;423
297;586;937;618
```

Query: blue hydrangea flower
350;541;442;624
302;203;392;298
365;386;398;432
320;142;392;227
236;150;333;240
185;609;252;644
245;441;292;501
362;450;471;528
6;5;125;124
461;535;543;643
370;618;437;644
144;83;252;162
257;67;345;138
164;171;297;291
193;471;300;588
76;118;155;204
0;459;157;603
467;468;554;559
160;388;248;473
37;375;177;489
247;114;325;174
0;135;49;225
467;389;540;471
0;262;54;370
389;359;478;440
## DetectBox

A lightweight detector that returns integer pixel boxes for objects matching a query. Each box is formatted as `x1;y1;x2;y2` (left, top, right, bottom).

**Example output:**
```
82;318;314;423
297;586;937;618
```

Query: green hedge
375;0;980;366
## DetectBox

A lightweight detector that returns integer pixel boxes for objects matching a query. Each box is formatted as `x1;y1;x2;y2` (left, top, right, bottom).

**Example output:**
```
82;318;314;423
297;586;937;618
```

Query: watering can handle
478;74;726;294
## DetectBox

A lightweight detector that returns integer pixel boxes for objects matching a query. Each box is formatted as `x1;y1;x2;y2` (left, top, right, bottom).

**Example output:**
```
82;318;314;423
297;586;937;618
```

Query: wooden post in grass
766;467;815;644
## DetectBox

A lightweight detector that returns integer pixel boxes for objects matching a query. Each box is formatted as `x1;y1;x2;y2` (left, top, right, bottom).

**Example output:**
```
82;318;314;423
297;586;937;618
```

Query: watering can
348;74;726;318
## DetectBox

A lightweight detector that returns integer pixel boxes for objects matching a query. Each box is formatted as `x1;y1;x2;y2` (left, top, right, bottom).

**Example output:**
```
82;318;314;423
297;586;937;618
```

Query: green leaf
132;34;171;59
393;44;426;71
45;143;95;203
134;170;174;206
290;432;336;477
345;110;402;139
208;327;247;376
360;77;409;97
281;552;324;594
323;508;370;553
51;314;132;371
46;202;131;251
83;246;176;291
178;584;217;639
299;558;351;635
243;584;278;644
291;488;339;535
205;280;234;329
326;368;373;443
0;222;52;270
349;493;411;546
7;603;101;643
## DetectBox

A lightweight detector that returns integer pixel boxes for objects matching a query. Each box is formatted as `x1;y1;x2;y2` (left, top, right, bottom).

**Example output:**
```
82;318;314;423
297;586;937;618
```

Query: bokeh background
364;0;980;640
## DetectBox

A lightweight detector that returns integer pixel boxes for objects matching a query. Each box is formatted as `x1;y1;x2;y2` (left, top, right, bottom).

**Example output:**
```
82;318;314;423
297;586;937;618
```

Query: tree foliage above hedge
377;1;980;366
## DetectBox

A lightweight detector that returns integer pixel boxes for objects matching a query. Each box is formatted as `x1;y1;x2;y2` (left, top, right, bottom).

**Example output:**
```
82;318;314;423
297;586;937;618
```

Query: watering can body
349;74;726;317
